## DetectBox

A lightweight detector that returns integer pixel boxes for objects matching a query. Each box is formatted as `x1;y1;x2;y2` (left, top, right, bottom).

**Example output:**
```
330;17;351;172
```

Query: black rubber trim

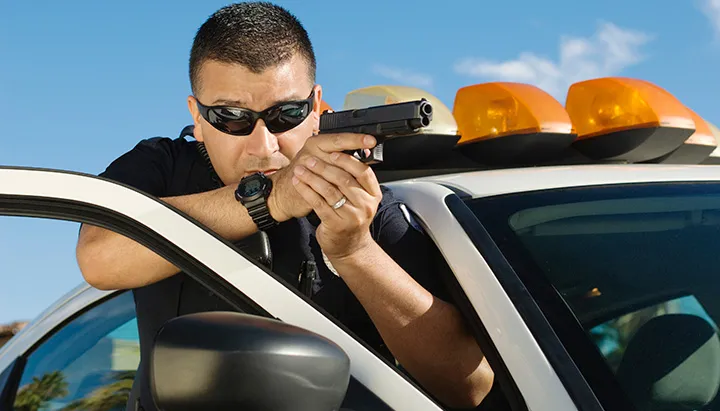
0;356;25;411
0;166;441;408
445;194;605;411
430;196;528;411
439;183;473;200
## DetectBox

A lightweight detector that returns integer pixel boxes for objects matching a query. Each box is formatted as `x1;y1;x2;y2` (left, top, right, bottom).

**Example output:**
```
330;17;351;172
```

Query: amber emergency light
319;99;333;113
341;85;460;168
452;82;576;165
565;77;696;163
702;121;720;165
650;108;717;164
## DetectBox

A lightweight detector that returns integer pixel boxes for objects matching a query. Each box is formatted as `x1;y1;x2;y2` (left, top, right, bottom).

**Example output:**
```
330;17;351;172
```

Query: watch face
242;178;263;197
239;173;270;200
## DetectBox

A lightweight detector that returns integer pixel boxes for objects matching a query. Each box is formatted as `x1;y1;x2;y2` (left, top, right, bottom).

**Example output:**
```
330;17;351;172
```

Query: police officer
75;2;494;409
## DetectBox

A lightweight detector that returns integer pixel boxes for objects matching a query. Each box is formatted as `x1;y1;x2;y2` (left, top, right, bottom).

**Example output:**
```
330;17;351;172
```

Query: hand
268;132;378;223
289;133;383;261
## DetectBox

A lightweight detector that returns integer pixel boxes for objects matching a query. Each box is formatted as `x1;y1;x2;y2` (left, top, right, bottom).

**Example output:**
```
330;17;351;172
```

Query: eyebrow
210;92;307;108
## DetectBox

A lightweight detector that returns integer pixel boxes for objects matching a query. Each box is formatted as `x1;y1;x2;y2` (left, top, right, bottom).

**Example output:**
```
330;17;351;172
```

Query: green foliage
60;371;135;411
13;370;135;411
14;370;69;411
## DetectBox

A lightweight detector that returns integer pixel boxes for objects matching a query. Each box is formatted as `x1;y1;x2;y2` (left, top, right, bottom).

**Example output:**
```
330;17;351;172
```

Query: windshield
465;181;720;411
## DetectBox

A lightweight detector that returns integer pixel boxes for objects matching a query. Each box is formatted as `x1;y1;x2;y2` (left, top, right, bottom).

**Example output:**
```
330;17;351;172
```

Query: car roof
386;164;720;198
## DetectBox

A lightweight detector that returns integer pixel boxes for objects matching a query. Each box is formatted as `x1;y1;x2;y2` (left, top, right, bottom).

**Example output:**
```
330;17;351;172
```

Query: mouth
245;169;279;177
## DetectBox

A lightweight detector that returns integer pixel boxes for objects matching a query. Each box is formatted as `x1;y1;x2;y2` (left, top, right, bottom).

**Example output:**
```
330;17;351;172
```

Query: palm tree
60;371;135;411
14;370;69;411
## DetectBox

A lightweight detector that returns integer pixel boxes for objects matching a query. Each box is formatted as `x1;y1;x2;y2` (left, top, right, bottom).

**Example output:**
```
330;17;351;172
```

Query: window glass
13;291;138;411
589;295;718;373
467;183;720;411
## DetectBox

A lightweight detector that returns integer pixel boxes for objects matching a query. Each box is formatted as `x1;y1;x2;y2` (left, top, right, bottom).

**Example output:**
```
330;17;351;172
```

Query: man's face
187;53;321;186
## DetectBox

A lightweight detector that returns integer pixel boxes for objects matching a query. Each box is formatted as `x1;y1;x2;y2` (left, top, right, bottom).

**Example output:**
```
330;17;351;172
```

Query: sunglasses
195;90;315;136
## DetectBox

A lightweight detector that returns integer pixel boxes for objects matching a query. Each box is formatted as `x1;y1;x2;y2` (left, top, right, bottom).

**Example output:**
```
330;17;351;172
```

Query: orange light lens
565;77;695;140
319;100;333;113
452;82;573;145
686;110;717;147
707;121;720;160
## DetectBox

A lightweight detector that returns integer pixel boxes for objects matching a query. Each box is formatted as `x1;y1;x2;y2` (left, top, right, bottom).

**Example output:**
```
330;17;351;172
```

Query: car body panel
4;164;720;410
408;164;720;198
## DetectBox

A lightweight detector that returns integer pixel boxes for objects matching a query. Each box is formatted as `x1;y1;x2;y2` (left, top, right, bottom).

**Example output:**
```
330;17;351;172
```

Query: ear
187;95;205;142
311;84;323;134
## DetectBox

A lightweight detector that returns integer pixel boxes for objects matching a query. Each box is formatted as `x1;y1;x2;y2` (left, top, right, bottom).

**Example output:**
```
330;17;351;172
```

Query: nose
245;120;279;158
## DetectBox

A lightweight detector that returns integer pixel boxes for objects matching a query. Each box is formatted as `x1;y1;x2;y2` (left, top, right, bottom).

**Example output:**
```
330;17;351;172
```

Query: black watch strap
245;197;277;231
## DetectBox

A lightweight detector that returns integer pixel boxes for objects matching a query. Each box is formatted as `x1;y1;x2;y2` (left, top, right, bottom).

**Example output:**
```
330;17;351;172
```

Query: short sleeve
371;188;453;303
98;137;175;197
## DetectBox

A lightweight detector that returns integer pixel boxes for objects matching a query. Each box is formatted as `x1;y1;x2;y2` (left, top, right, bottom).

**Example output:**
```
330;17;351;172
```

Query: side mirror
150;312;351;411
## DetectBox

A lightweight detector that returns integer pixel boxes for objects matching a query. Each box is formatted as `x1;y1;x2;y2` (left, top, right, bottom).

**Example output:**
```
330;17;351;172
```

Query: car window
12;291;138;411
589;294;718;373
467;182;720;411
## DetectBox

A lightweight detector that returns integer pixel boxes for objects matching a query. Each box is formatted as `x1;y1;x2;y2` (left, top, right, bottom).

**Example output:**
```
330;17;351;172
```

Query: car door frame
386;180;585;411
0;166;443;411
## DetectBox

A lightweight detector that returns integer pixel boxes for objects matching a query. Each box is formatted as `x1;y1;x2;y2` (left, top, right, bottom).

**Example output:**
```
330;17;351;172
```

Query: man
75;2;494;409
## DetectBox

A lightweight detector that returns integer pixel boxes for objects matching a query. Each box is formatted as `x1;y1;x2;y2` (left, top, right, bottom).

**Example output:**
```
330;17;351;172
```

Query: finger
291;174;344;223
312;133;377;155
302;156;371;205
328;151;382;198
293;165;346;210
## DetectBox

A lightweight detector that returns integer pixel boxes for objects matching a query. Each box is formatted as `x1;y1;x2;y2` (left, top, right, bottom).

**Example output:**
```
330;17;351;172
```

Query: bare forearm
330;241;494;409
77;185;260;290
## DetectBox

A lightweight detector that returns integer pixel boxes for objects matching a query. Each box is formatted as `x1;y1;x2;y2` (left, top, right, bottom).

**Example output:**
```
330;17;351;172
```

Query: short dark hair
189;1;316;94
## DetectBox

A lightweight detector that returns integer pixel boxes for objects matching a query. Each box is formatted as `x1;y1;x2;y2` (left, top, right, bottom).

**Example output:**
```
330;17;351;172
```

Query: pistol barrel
319;99;432;137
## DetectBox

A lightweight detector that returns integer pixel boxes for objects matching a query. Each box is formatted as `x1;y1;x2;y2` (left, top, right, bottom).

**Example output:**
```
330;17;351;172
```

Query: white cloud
701;0;720;37
372;64;433;89
454;22;653;100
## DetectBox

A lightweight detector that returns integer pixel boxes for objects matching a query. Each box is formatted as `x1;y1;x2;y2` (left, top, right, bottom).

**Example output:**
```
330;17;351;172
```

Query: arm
77;133;363;291
76;185;266;290
287;136;494;408
328;236;493;409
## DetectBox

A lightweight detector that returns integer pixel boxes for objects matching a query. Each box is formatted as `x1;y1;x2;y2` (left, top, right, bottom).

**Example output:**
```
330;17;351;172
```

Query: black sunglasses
195;90;315;136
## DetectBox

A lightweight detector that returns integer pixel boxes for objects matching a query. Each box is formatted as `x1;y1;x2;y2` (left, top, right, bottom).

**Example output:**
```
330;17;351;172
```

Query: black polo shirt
97;134;454;410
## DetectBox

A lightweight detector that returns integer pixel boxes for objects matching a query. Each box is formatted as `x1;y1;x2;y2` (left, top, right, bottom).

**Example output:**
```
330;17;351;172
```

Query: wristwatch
235;172;278;231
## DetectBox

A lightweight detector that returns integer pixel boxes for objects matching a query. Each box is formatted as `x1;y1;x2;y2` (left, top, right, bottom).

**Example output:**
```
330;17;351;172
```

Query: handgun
318;98;433;164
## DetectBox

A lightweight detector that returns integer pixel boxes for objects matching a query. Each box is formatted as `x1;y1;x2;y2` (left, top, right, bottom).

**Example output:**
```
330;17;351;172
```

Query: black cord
196;141;224;189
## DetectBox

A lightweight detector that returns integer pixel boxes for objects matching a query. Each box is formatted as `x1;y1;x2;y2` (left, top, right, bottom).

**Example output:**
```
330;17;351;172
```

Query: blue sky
1;0;720;324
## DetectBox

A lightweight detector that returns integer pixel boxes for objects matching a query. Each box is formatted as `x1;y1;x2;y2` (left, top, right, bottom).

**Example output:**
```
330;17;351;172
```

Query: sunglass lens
266;102;309;133
209;108;255;135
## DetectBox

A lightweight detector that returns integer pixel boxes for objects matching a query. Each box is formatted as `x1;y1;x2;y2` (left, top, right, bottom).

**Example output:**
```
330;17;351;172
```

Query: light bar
565;77;695;163
452;82;576;165
702;121;720;165
341;85;460;168
650;109;717;164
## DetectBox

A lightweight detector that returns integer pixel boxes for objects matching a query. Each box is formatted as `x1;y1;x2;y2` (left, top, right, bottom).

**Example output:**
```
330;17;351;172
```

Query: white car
1;79;720;411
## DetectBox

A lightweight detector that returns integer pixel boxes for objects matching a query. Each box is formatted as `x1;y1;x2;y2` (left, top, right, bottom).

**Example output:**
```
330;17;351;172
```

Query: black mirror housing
150;311;351;411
